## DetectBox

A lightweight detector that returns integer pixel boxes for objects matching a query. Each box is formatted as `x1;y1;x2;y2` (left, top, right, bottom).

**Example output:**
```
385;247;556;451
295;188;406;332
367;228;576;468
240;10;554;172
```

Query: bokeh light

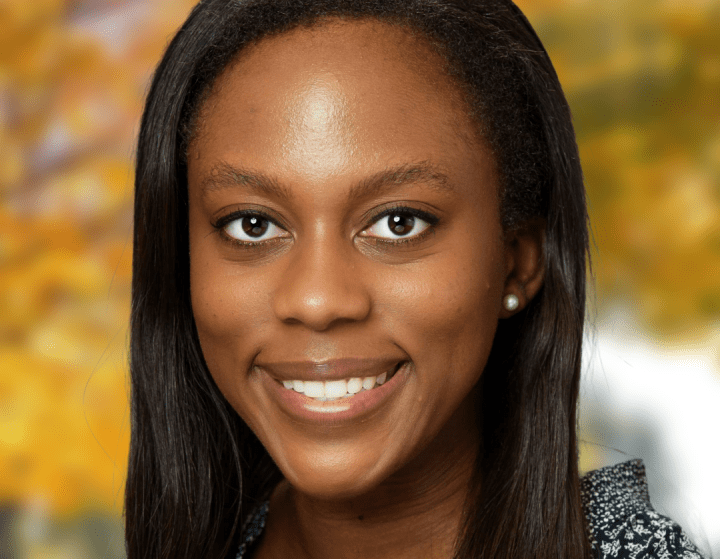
1;0;718;556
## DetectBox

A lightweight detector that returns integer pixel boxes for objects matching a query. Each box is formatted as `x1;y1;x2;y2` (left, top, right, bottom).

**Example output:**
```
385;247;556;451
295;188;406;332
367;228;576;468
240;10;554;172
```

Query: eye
362;210;433;240
223;214;286;243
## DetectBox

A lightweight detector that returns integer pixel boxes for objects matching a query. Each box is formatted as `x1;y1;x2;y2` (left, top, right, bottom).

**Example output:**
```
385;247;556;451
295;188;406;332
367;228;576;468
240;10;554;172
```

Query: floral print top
235;460;705;558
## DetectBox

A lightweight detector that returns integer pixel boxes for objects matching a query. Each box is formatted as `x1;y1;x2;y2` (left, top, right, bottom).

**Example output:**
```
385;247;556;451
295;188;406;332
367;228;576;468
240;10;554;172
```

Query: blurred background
0;0;718;557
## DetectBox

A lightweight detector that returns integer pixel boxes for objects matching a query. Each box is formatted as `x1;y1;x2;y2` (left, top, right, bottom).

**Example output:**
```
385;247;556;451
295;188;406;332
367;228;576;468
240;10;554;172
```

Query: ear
500;218;545;319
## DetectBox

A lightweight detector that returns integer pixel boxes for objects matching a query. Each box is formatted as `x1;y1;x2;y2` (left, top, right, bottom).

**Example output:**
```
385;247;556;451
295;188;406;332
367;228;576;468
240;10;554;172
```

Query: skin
188;20;544;559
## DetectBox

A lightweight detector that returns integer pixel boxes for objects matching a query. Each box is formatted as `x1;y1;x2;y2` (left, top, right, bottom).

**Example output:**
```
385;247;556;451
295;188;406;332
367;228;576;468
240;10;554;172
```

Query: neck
258;402;479;559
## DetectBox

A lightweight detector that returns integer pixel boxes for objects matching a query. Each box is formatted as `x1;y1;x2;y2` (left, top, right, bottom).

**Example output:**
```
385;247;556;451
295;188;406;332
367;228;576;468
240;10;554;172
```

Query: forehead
189;18;492;195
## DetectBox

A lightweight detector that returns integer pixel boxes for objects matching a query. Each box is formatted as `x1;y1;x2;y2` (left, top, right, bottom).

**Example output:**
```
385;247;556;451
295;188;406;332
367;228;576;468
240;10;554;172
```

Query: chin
275;445;396;501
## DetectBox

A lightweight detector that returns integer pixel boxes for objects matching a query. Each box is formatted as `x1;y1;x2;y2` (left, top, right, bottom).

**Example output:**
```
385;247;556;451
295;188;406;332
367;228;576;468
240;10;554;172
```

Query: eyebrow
199;161;454;202
347;162;454;201
200;162;293;200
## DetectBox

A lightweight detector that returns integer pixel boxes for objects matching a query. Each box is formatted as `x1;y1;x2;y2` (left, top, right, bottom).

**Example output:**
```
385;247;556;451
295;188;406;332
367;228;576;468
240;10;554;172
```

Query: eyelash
362;205;439;245
211;205;439;248
212;209;286;248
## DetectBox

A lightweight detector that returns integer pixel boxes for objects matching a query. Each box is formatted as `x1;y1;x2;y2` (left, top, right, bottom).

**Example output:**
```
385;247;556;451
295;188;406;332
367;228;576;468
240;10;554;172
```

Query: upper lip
254;357;404;382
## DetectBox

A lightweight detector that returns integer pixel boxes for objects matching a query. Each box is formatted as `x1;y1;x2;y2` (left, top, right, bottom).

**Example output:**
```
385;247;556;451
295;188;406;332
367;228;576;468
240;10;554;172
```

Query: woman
126;1;705;558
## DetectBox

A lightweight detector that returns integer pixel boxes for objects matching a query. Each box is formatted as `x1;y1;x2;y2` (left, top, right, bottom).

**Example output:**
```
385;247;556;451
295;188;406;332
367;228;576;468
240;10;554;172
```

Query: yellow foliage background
0;0;718;556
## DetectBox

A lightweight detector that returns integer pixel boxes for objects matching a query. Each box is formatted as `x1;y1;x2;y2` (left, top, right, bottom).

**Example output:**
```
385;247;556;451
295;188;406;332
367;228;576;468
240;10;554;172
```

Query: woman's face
188;20;526;499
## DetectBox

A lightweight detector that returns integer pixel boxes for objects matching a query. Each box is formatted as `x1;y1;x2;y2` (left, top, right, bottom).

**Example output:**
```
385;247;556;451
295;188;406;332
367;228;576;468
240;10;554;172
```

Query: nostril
272;252;372;330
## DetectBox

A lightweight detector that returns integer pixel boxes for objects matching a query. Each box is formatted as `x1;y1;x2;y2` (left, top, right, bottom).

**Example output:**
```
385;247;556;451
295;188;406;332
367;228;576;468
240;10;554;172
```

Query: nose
272;237;372;331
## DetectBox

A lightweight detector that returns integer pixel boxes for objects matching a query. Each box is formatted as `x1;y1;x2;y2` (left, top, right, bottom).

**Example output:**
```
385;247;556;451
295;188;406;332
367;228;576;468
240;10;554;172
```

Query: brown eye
363;211;431;240
242;216;269;237
388;214;415;236
224;214;286;242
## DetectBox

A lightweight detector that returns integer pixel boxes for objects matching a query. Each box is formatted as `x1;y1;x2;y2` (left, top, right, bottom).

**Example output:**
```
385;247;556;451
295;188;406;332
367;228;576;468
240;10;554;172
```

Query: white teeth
362;376;376;390
325;379;348;398
347;377;363;394
281;364;403;401
303;381;324;398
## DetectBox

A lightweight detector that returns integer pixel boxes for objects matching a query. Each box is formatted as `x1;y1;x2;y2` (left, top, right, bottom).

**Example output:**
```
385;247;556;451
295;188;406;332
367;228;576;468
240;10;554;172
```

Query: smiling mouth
278;361;406;402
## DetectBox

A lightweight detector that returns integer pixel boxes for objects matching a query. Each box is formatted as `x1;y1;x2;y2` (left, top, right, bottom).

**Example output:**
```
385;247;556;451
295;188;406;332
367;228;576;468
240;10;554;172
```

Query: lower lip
260;362;410;425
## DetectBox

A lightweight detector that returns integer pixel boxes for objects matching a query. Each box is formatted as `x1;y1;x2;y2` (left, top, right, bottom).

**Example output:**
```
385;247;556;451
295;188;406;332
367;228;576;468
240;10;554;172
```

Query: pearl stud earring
503;294;519;312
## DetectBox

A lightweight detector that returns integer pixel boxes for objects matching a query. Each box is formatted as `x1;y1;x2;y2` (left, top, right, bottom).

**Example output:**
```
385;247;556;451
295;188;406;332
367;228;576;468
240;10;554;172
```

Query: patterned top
235;460;705;558
580;460;705;558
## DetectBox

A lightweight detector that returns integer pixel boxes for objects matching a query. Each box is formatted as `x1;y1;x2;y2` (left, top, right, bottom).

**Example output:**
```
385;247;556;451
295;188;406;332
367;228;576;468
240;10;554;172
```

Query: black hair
128;1;590;557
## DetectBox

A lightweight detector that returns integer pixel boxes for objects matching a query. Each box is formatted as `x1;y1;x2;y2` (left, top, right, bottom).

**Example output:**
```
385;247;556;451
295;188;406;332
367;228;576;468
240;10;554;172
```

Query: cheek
387;243;503;330
378;240;505;388
188;235;271;383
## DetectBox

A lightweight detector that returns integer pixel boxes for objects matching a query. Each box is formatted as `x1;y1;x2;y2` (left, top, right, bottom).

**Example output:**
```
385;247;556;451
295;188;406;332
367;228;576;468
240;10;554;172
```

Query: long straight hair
127;1;591;557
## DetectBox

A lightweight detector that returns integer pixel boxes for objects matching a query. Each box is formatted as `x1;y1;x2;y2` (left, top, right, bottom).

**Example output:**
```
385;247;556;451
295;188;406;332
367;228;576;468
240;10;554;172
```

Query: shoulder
236;462;707;559
581;459;706;559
